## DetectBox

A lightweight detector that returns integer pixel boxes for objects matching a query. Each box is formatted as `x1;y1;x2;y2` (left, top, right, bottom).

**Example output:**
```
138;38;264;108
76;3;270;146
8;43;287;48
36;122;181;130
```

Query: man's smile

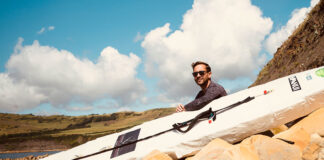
197;78;204;83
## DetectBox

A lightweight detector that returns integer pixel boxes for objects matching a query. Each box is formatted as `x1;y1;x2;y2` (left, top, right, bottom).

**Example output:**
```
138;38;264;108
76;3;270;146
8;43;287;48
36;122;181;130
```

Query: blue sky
0;0;319;115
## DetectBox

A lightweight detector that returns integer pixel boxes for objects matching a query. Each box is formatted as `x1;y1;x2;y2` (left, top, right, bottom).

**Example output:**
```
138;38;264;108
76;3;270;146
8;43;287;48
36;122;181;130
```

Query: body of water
0;151;60;159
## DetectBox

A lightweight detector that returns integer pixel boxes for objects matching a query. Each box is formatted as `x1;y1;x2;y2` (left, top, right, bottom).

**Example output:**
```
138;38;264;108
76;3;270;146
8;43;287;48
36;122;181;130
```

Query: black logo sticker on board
111;128;141;158
288;76;301;92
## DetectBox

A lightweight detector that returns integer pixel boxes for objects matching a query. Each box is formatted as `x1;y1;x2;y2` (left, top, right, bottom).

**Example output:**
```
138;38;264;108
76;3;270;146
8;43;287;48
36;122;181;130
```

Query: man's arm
184;84;226;111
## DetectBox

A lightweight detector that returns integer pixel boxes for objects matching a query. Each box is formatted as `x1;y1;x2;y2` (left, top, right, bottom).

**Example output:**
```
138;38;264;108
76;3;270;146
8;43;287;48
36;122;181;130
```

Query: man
176;61;227;112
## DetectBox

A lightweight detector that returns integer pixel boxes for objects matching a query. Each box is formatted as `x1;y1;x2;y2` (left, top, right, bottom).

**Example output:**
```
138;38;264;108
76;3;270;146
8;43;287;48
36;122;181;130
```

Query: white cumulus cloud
48;26;55;31
0;38;145;112
37;26;55;34
265;0;320;54
141;0;273;101
0;73;47;112
37;27;46;34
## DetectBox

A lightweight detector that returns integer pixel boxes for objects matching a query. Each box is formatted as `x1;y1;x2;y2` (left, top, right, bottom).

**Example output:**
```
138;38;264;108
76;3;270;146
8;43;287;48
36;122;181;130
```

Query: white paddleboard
43;66;324;160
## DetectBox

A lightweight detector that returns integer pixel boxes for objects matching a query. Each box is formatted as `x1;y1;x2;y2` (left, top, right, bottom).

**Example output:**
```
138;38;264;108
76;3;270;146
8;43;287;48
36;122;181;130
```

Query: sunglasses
192;71;206;77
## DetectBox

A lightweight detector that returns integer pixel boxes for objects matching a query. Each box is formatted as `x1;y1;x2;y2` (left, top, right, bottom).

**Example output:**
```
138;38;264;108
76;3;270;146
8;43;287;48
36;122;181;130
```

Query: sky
0;0;319;116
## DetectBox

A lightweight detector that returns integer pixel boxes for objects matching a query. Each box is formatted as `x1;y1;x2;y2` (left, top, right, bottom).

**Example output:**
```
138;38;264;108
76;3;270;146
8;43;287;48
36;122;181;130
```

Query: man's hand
176;104;186;112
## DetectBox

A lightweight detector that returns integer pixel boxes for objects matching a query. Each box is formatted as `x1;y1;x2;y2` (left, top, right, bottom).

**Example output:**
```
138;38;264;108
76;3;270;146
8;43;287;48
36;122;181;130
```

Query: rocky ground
144;106;324;160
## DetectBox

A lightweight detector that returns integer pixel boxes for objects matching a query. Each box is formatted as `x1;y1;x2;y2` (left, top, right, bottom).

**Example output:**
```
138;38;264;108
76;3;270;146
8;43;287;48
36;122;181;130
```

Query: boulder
274;107;324;151
142;150;173;160
302;133;324;160
270;124;288;135
189;135;301;160
188;138;233;160
286;106;324;136
239;135;301;160
274;127;311;151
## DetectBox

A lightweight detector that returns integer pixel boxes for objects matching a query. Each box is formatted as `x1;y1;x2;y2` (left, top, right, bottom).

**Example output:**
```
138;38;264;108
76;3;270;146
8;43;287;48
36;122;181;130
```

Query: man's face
192;64;211;86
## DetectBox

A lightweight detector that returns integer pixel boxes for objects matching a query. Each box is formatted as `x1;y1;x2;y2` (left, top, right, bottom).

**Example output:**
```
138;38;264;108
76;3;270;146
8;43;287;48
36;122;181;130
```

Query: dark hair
191;61;211;72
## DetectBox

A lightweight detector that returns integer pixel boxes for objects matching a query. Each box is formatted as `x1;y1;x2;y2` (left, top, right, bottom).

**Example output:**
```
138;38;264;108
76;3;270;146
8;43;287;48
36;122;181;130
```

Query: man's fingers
176;106;181;112
176;105;185;112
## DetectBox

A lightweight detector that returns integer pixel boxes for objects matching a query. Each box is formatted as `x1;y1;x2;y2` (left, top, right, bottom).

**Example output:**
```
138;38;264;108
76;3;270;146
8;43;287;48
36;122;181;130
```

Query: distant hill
0;108;175;152
251;0;324;87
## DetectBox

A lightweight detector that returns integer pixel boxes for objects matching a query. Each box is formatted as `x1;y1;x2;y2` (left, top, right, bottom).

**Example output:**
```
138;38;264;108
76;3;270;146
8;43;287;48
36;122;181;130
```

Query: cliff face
251;0;324;87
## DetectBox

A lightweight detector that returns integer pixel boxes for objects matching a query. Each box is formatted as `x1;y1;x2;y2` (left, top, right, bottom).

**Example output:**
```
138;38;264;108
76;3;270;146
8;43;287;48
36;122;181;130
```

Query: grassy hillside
0;108;175;152
251;0;324;87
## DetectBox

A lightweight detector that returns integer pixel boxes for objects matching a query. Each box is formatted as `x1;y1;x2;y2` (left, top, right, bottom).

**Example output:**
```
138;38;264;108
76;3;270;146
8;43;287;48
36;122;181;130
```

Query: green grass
0;108;175;151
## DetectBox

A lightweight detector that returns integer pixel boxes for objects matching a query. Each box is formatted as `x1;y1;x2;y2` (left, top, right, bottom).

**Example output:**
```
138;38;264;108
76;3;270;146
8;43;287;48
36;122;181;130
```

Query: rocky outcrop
144;107;324;160
188;135;301;160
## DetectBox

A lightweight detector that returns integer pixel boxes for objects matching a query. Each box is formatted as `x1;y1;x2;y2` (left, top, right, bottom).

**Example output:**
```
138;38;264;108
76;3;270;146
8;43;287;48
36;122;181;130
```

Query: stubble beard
196;78;209;89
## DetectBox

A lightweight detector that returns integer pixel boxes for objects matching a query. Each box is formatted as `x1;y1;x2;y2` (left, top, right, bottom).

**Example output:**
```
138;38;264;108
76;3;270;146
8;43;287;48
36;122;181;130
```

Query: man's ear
208;72;212;79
